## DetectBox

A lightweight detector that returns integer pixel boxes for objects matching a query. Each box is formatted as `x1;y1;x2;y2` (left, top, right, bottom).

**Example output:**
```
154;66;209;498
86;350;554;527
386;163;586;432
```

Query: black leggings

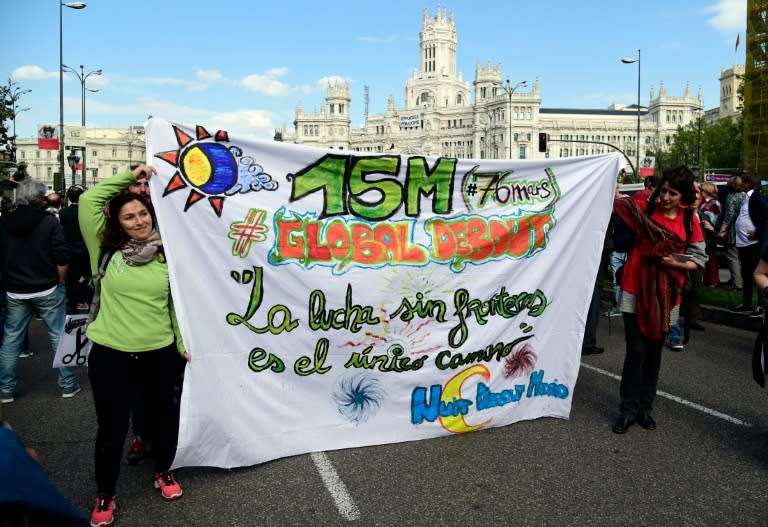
89;343;183;495
619;313;665;418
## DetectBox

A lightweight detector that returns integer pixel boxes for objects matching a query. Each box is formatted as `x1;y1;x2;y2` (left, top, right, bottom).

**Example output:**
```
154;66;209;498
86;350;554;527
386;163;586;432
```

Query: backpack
87;249;114;324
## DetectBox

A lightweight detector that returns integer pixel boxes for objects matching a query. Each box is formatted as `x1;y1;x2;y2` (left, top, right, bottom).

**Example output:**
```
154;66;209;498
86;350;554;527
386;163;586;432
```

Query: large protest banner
144;118;621;469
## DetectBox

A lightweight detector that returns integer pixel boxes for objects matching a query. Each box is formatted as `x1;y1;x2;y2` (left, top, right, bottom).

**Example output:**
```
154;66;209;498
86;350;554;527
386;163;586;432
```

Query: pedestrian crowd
1;160;766;526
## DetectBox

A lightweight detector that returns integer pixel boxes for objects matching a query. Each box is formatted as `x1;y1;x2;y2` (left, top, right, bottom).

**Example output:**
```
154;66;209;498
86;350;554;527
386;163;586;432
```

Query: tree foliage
0;81;12;145
647;114;743;177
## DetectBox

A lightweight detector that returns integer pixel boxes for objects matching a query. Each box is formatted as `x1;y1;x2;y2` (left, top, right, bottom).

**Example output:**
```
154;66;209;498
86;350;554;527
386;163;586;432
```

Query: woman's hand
701;220;714;232
183;351;191;363
660;255;694;270
132;163;156;181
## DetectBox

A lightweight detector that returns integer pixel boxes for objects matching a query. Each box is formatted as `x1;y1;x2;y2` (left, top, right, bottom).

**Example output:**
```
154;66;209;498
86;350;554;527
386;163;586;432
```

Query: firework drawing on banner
378;268;460;299
343;305;441;358
332;374;385;425
503;342;538;378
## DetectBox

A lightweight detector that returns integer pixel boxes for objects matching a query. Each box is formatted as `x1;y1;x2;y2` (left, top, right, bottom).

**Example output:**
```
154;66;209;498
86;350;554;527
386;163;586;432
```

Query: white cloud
12;65;57;81
239;68;290;96
703;0;746;32
85;96;277;139
197;69;223;82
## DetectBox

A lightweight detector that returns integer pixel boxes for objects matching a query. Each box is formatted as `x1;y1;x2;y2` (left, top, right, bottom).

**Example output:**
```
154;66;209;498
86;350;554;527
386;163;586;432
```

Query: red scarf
613;198;687;339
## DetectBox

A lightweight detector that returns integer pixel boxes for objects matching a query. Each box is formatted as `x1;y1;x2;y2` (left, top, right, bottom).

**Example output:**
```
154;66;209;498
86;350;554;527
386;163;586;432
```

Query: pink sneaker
90;494;116;527
153;471;183;500
126;437;148;465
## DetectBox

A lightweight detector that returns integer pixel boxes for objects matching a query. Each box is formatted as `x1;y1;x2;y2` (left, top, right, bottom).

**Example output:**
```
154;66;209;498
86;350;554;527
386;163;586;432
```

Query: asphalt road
4;311;767;527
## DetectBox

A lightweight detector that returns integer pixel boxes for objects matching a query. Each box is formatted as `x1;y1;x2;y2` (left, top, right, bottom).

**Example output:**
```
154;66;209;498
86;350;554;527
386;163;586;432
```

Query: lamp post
696;104;703;176
505;79;528;159
67;151;79;188
63;64;101;127
63;63;101;192
59;2;87;194
621;50;641;181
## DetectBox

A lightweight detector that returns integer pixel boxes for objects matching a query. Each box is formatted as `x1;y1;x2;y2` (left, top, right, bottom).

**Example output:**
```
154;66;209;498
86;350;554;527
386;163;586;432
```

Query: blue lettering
526;369;569;399
411;385;442;424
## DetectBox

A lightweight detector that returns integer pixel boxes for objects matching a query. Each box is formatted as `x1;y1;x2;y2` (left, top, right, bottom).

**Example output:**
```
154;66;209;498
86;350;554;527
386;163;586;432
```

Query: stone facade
276;7;715;175
13;126;145;189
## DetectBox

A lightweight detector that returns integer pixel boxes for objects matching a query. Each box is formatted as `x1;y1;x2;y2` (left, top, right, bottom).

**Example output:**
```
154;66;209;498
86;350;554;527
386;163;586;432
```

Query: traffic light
538;132;548;153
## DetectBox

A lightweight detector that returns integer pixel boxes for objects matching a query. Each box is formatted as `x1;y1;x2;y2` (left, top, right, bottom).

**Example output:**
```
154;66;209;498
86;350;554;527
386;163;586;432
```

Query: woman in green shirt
80;164;189;527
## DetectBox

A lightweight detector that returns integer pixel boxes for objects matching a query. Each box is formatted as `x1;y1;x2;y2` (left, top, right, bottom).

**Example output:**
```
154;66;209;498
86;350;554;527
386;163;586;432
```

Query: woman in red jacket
611;165;707;434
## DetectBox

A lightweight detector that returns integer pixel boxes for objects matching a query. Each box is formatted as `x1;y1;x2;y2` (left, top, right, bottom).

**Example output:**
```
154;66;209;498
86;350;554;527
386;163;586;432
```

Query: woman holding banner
79;164;189;527
611;165;706;434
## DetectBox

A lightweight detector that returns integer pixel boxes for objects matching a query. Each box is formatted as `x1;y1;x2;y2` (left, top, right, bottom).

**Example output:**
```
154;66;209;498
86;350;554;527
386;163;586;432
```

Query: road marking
311;451;361;521
580;362;753;427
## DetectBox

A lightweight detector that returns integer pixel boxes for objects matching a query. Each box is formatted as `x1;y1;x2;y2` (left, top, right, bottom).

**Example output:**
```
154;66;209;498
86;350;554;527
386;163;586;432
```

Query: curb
699;305;762;332
600;289;762;332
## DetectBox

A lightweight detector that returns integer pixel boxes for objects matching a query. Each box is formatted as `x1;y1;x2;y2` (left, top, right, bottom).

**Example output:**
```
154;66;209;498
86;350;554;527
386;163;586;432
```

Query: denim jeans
0;285;77;393
609;251;627;307
668;322;681;345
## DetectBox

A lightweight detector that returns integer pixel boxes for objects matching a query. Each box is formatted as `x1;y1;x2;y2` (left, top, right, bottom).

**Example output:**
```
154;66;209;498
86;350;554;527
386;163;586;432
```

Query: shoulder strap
683;207;693;244
96;249;114;277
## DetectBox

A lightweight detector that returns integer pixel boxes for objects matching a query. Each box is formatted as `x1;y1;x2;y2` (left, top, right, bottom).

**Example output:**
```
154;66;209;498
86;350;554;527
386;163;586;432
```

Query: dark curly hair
101;192;159;253
650;164;697;206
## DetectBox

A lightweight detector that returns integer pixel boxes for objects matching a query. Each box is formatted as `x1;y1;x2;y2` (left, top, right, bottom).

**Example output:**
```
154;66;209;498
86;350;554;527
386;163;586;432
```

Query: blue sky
3;0;746;141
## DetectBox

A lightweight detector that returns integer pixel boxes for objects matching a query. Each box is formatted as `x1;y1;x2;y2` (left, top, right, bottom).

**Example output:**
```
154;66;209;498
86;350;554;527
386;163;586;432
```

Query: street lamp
63;63;101;192
67;151;80;188
505;79;528;159
621;50;641;180
59;1;87;194
694;104;703;176
63;64;101;128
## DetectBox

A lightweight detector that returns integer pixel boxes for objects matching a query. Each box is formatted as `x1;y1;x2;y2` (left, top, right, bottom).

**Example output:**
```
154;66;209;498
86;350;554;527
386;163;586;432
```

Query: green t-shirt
79;171;185;354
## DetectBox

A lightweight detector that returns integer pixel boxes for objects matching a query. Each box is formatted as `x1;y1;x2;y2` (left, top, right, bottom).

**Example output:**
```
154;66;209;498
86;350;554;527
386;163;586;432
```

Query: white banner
53;315;91;368
399;114;421;128
144;118;621;469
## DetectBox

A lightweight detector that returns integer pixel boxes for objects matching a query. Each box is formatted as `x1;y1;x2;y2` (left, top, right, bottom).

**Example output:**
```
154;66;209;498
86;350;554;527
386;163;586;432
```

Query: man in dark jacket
0;179;79;403
59;185;91;314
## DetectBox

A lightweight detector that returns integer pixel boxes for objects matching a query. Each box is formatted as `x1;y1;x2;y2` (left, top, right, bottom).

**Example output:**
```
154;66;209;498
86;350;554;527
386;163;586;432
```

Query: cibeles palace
276;7;742;167
14;7;741;187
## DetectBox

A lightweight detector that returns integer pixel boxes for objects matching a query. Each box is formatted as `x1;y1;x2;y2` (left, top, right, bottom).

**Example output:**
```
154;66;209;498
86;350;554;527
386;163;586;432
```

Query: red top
621;206;704;299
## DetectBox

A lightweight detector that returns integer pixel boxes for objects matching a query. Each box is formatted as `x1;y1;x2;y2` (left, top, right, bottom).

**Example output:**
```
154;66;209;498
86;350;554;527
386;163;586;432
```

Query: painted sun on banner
144;118;621;470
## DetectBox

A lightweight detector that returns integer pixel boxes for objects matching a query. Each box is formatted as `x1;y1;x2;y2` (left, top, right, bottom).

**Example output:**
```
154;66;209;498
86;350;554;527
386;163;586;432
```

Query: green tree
0;82;12;146
647;114;742;177
705;116;742;170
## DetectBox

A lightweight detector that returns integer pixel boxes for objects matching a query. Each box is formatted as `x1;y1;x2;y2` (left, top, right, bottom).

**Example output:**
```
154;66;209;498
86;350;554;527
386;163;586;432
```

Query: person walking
718;175;745;290
732;172;766;315
611;165;707;434
698;182;722;287
0;179;79;403
80;164;190;527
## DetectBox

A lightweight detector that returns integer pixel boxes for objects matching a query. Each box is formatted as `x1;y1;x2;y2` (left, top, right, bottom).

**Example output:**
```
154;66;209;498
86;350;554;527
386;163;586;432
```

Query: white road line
311;451;361;521
580;362;753;427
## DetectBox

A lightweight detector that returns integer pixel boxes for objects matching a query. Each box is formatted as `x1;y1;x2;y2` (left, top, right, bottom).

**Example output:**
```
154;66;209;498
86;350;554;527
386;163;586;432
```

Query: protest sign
144;118;621;469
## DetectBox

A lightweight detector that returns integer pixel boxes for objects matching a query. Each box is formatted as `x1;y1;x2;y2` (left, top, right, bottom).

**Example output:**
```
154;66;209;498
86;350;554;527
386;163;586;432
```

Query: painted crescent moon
439;364;492;433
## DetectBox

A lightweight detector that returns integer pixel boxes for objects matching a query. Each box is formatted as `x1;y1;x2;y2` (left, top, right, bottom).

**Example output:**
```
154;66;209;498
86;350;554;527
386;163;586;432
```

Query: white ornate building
12;125;145;190
276;7;713;174
7;7;741;190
